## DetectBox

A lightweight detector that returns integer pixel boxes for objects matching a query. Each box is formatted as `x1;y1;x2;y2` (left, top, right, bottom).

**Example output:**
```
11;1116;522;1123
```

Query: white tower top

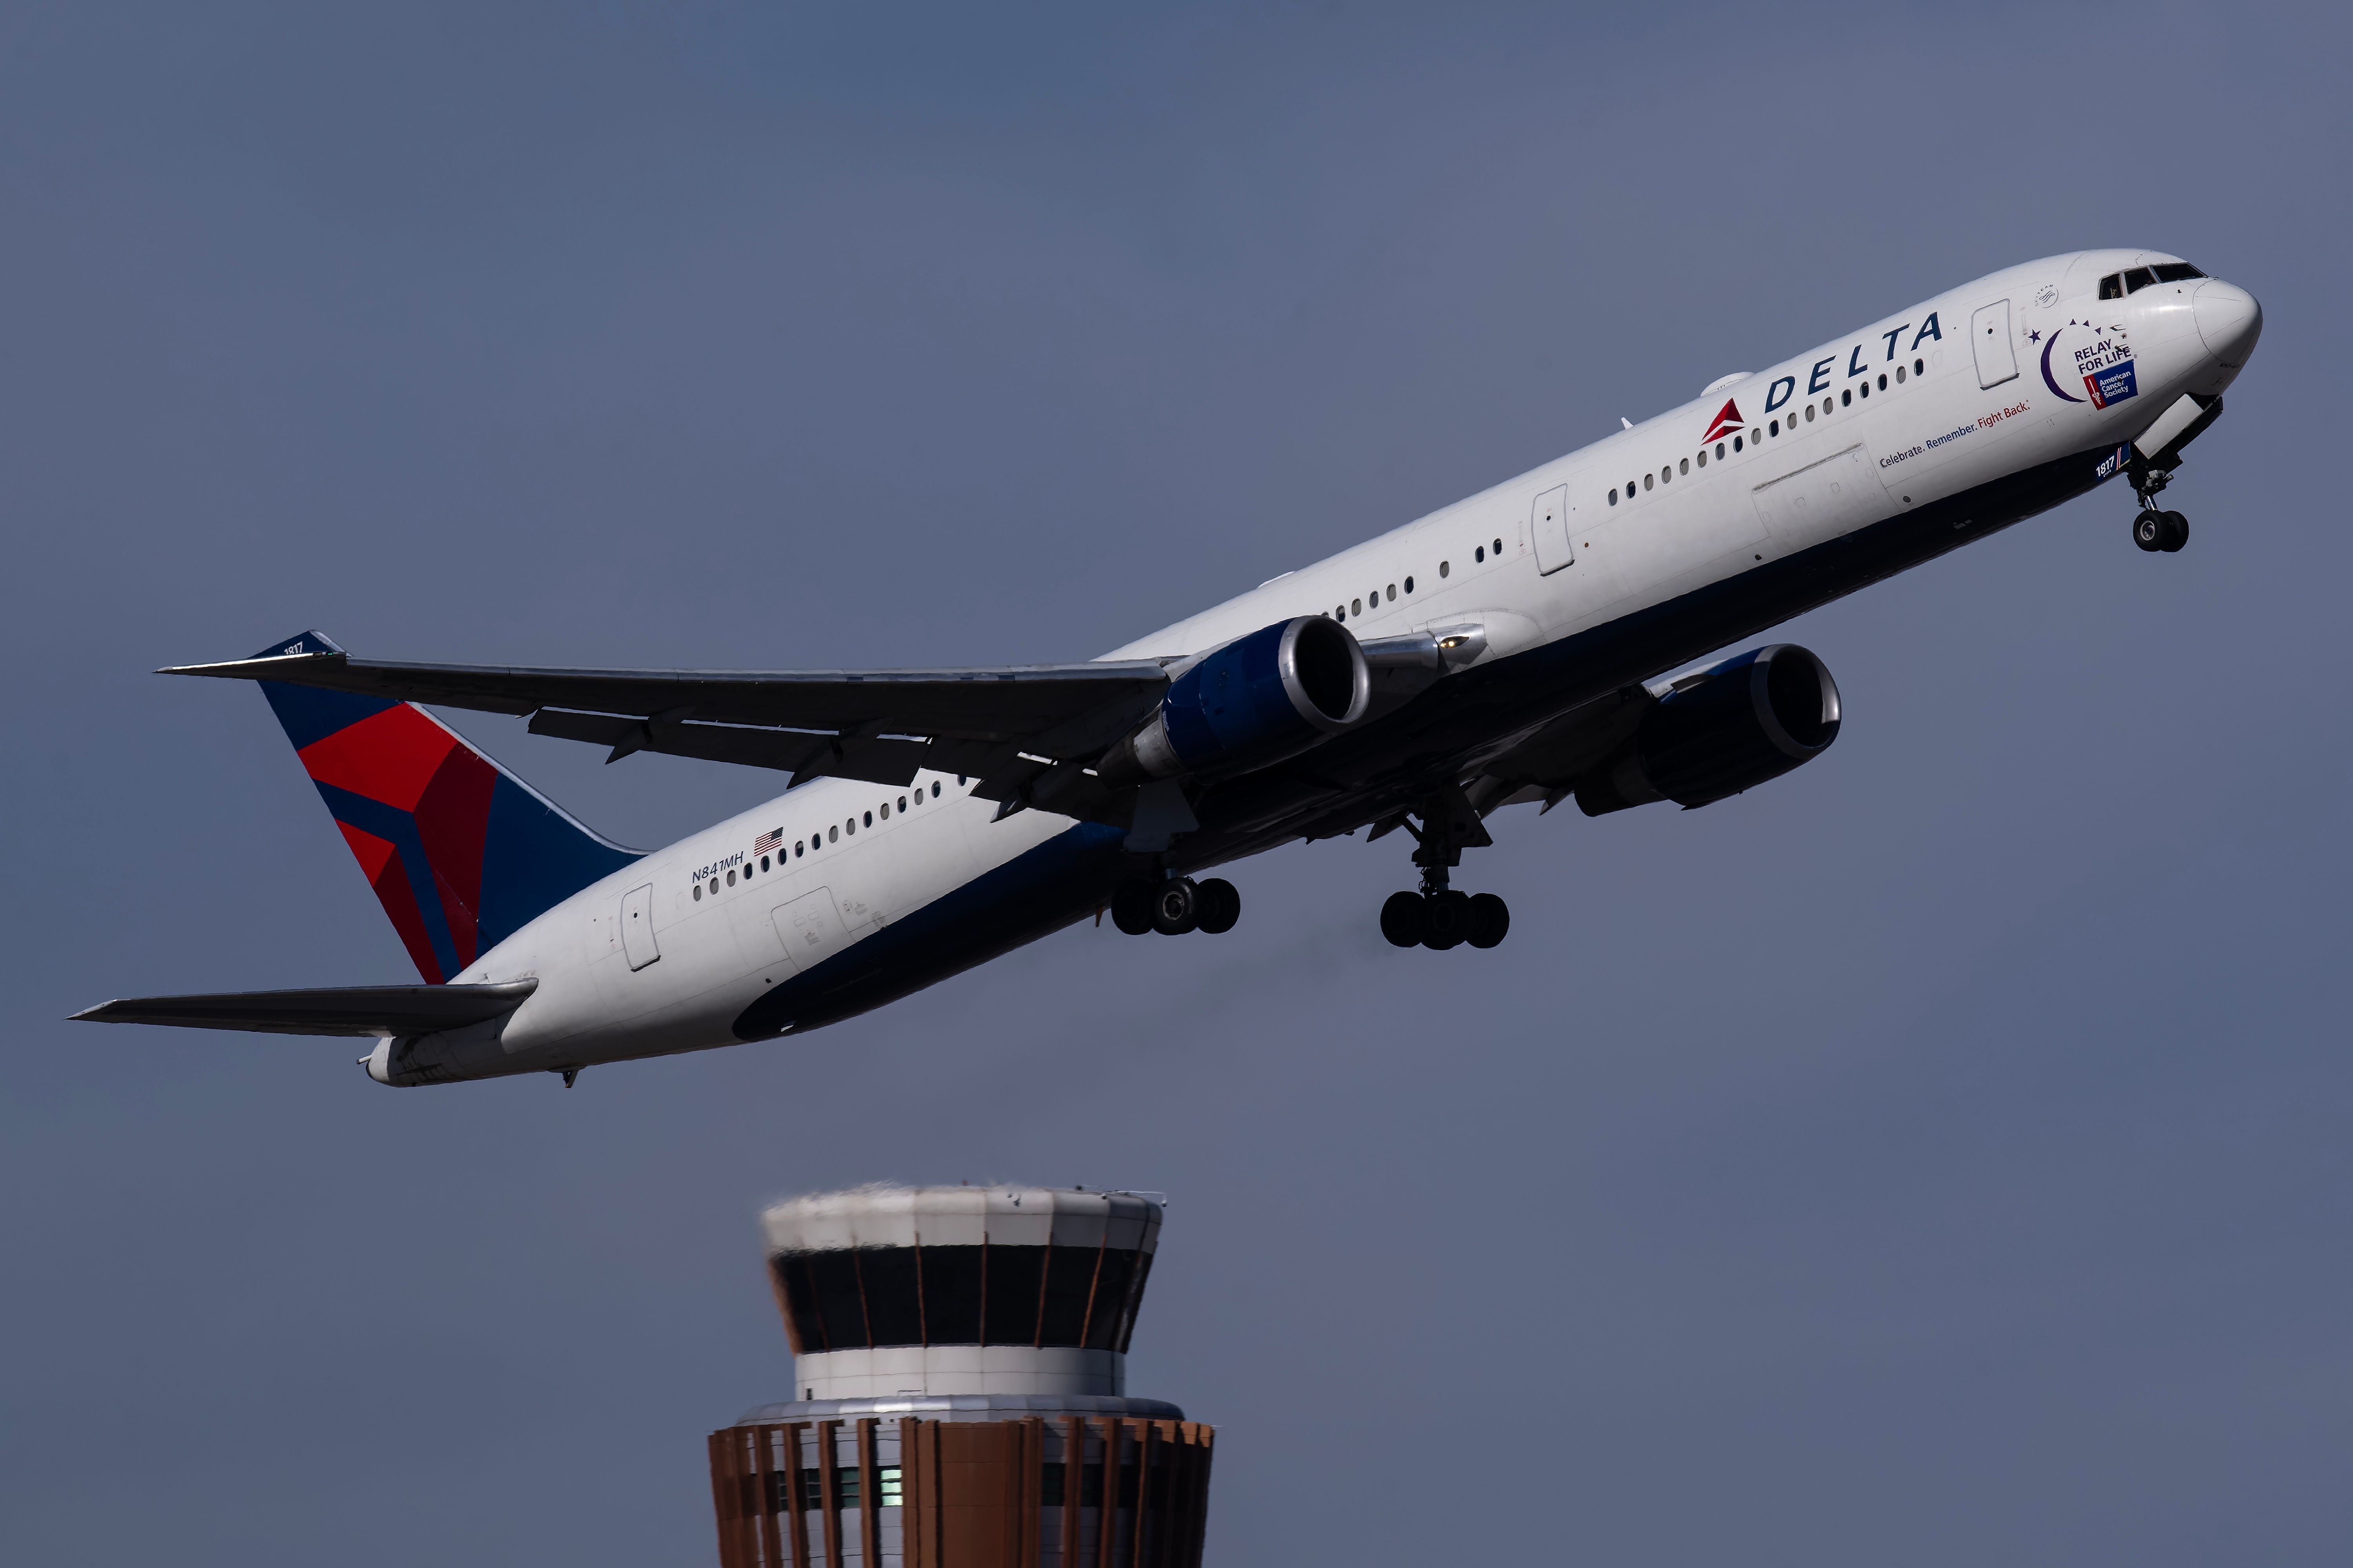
747;1185;1177;1422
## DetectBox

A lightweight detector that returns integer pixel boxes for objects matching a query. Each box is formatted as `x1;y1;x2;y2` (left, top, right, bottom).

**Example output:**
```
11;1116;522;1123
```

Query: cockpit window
2123;267;2158;294
2099;273;2124;300
2152;262;2206;283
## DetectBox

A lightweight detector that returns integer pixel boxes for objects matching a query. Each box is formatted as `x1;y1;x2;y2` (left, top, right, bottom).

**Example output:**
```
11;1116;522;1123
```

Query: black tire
1422;889;1471;950
2133;510;2165;552
1195;878;1240;934
2160;510;2189;552
1150;878;1200;936
1110;879;1156;936
1379;890;1426;948
1466;892;1510;949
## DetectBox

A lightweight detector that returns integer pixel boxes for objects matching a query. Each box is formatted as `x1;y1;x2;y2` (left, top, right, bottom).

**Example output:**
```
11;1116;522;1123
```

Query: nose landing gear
2128;455;2189;553
2133;509;2189;552
1378;788;1511;950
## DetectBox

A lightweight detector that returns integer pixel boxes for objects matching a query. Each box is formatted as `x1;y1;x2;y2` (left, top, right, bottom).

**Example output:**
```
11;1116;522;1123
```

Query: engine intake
1577;643;1841;814
1101;616;1371;781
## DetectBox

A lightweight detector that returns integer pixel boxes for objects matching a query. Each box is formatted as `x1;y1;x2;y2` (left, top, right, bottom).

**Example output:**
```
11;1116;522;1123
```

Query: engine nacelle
1577;643;1841;814
1101;616;1372;781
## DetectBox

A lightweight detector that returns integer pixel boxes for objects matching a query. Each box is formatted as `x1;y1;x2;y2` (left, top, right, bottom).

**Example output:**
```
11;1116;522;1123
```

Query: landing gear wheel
2159;510;2189;552
1110;879;1156;936
1465;892;1511;949
1150;878;1201;936
2133;510;2166;552
1422;889;1472;950
1195;878;1240;934
1380;890;1426;948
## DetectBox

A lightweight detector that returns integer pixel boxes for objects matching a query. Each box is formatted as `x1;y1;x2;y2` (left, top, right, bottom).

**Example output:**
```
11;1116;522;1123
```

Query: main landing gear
1379;789;1511;950
1110;875;1240;936
2129;457;2188;553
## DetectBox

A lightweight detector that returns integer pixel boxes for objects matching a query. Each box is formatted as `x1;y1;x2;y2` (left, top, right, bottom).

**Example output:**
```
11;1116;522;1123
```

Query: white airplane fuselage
370;249;2261;1085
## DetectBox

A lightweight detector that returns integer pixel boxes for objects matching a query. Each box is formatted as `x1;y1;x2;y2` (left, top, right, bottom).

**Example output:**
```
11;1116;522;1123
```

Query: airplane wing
70;980;540;1037
163;631;1174;796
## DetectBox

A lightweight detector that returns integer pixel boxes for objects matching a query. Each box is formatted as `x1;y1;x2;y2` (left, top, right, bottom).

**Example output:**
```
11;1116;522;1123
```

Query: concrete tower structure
709;1185;1215;1568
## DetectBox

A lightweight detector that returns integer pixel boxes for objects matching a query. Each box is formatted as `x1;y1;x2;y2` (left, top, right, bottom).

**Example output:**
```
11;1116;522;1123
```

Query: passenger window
1805;405;1815;422
1439;560;1449;577
1913;358;1923;375
1678;458;1689;475
1769;419;1778;436
829;826;838;843
693;884;702;901
1492;538;1502;554
1352;597;1362;614
1472;549;1482;564
1715;442;1726;459
879;802;889;819
2124;267;2156;293
899;796;908;811
760;855;770;872
1696;450;1706;468
2099;273;2124;300
1609;488;1618;504
1895;365;1906;383
863;811;873;827
1841;389;1851;406
726;869;735;886
931;781;941;797
1660;466;1671;484
1877;374;1887;391
796;841;805;855
1386;584;1396;601
1404;576;1414;592
709;879;720;896
1643;473;1653;491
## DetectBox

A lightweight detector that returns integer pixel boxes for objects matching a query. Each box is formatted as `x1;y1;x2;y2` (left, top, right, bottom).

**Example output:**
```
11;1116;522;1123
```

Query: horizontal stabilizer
70;979;538;1038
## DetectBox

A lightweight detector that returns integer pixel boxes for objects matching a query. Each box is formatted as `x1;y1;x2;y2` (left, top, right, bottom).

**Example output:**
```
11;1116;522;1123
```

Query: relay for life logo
2036;319;2139;410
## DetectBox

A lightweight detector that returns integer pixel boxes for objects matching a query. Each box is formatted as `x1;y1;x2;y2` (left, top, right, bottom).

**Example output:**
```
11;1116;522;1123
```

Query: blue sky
4;4;2349;1563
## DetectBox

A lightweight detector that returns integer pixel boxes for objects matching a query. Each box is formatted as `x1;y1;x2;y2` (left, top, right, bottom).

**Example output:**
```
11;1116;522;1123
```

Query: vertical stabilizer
251;631;640;983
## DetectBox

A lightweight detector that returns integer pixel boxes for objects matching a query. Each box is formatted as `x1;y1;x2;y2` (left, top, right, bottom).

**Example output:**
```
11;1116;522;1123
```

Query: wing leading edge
163;636;1174;797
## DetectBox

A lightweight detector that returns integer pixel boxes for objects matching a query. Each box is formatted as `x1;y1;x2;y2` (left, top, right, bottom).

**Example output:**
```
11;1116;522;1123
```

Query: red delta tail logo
1700;399;1745;445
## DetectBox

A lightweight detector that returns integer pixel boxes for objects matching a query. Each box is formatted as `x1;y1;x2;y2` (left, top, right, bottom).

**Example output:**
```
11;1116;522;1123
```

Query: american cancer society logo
2035;317;2139;410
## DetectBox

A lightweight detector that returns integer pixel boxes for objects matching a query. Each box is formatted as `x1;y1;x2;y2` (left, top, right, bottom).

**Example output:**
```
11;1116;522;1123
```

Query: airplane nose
2193;279;2262;368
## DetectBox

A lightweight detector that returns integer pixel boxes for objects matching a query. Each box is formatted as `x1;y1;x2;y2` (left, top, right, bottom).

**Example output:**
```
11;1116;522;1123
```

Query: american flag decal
753;828;784;856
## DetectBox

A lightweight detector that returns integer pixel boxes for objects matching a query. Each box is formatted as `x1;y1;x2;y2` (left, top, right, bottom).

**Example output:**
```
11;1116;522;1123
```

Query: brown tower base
710;1414;1213;1568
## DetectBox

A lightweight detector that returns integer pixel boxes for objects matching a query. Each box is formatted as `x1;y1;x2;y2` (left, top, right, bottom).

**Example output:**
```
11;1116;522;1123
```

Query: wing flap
70;980;540;1038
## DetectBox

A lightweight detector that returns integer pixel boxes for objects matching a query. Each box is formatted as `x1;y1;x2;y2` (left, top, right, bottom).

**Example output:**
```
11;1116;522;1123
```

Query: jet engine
1576;643;1841;814
1100;616;1372;781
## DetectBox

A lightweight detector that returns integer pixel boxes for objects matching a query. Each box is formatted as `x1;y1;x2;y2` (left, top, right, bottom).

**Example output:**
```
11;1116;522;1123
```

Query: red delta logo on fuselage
1701;400;1745;444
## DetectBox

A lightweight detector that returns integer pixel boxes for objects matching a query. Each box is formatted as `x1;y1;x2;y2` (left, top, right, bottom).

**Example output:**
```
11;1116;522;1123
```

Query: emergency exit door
1531;485;1574;574
619;883;660;970
1971;299;2018;389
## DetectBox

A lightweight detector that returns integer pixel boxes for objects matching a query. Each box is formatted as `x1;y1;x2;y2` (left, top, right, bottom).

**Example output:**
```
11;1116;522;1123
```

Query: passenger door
1971;298;2018;389
618;883;660;971
1531;485;1575;574
771;888;851;976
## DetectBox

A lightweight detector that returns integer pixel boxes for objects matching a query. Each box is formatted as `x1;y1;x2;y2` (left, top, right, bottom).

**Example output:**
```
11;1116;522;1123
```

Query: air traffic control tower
707;1185;1215;1568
